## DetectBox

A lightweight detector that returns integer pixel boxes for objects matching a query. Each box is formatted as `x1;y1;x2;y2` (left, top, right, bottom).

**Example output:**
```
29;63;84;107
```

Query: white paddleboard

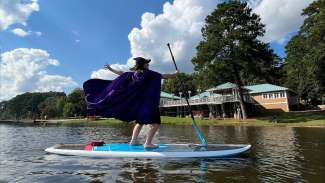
45;143;251;158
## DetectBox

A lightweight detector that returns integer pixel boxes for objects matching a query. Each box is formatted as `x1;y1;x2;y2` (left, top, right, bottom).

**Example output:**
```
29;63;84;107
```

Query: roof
190;91;221;100
206;82;238;92
245;84;289;94
206;82;289;94
160;91;181;99
161;83;289;100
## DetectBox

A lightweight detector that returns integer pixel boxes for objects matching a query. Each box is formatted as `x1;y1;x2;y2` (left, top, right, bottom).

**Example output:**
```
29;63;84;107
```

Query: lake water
0;124;324;183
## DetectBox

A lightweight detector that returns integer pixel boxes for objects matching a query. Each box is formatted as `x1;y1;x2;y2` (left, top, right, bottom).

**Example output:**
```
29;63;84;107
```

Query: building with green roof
160;82;298;118
245;84;290;94
160;91;181;100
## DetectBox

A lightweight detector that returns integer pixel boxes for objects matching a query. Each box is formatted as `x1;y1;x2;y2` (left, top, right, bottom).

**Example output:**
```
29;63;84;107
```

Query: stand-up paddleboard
45;143;251;158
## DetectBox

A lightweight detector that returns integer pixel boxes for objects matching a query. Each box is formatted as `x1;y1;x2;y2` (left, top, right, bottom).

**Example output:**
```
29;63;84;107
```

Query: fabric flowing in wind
83;69;162;124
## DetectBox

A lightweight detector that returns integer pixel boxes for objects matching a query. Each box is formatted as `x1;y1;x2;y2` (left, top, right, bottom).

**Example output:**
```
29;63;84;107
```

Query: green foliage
284;0;325;104
0;89;88;120
63;102;76;117
56;96;67;117
38;96;67;118
162;73;197;97
192;1;280;88
0;101;11;119
5;92;66;119
0;92;66;119
67;88;87;116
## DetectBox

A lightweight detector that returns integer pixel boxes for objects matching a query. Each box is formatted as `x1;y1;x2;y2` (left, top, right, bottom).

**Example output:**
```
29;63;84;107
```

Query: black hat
133;57;151;65
131;57;151;71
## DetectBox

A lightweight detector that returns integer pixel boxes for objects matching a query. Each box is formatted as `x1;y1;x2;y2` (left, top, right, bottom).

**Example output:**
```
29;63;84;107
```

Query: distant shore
1;111;324;127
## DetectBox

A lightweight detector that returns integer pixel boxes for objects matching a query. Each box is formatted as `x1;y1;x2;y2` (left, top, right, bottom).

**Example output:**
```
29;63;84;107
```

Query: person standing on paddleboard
83;57;178;149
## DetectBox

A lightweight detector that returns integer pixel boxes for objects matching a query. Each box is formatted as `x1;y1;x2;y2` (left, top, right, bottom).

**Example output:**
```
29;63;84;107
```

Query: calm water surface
0;124;324;183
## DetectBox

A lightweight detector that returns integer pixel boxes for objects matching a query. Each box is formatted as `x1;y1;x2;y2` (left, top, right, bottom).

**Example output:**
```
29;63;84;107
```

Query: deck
160;95;250;107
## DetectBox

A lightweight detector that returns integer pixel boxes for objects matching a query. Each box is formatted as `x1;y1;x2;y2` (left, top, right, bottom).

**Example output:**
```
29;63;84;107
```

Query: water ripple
0;124;324;183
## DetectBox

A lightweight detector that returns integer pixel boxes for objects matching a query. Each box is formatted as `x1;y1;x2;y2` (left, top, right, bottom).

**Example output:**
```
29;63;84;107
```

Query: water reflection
251;128;300;182
0;124;324;183
117;159;160;182
294;128;325;182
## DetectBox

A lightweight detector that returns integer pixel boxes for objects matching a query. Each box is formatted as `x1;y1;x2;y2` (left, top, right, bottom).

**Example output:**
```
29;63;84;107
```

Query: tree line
0;89;86;120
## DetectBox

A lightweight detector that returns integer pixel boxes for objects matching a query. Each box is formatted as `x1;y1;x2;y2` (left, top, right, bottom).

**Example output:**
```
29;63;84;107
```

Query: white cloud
11;28;42;37
253;0;315;43
75;39;80;43
89;0;219;77
0;48;78;101
90;0;314;77
127;0;219;73
91;64;129;80
11;28;30;37
0;0;39;31
36;75;77;92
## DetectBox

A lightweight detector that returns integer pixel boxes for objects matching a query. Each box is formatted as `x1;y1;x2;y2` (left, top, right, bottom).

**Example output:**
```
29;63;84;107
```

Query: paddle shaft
167;43;207;146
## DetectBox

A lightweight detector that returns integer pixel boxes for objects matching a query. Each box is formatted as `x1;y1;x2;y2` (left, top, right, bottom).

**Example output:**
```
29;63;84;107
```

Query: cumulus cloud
127;0;219;73
91;0;314;77
253;0;315;43
0;0;39;31
90;0;219;78
0;48;78;101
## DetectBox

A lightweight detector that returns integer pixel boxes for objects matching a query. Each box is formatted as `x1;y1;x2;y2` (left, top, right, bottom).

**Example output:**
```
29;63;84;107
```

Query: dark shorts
154;108;161;124
137;108;161;125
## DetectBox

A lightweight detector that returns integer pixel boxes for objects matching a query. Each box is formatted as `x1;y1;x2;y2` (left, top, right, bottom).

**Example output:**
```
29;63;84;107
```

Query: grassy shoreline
61;111;325;127
2;111;323;127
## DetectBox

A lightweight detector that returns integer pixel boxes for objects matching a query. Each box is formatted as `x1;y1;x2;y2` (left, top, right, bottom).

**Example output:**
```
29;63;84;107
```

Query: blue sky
0;0;313;101
1;0;171;85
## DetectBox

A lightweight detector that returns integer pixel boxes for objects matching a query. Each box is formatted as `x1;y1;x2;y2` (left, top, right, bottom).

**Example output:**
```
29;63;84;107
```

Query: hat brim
133;57;151;63
143;59;151;63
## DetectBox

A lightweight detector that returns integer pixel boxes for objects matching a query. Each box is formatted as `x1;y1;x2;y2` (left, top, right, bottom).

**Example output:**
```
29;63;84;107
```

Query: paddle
167;43;207;146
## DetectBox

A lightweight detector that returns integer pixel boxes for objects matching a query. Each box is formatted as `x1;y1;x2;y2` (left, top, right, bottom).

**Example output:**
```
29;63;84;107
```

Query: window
268;93;273;99
274;93;279;98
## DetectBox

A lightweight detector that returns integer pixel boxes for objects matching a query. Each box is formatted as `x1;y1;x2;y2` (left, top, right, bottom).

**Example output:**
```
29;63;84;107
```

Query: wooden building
159;82;297;118
245;84;298;112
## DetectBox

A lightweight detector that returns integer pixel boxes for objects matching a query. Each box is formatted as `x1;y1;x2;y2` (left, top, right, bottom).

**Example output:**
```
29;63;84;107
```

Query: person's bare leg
144;124;160;148
129;123;143;145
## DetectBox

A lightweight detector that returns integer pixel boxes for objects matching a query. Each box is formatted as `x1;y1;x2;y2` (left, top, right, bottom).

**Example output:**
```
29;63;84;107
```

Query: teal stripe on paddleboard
93;144;168;152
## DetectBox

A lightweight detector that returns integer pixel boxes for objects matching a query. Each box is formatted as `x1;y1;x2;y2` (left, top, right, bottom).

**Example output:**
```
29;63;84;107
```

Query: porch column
221;103;226;119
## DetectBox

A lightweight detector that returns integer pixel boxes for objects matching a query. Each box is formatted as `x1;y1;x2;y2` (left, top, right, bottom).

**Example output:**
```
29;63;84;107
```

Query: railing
160;95;246;107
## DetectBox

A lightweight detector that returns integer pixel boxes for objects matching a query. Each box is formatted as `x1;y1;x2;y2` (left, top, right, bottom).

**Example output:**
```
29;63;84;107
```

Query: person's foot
144;144;159;149
129;140;141;146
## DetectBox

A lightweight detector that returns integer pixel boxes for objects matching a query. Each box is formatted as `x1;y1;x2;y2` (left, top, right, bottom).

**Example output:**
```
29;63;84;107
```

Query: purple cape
83;69;162;124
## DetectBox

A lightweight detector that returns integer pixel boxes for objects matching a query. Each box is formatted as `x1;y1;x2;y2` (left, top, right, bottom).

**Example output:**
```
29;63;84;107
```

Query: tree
38;96;67;118
56;96;67;117
63;102;76;117
67;88;87;117
162;73;197;97
192;1;279;119
1;91;66;120
284;0;325;105
0;101;12;119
